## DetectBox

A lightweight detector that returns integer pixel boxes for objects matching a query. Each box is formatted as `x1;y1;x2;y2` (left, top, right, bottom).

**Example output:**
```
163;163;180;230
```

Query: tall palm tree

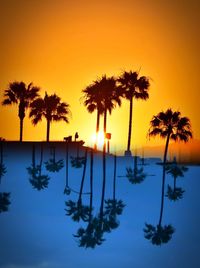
149;109;192;226
29;92;71;142
118;71;150;155
82;83;104;150
2;81;40;141
144;109;192;246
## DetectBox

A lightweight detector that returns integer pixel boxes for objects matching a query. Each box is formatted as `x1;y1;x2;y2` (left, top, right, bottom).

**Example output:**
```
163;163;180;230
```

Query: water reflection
0;143;194;250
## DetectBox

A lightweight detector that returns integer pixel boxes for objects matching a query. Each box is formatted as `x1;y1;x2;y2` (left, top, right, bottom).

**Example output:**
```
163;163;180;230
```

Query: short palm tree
118;71;150;156
2;81;40;141
29;92;71;142
144;109;192;246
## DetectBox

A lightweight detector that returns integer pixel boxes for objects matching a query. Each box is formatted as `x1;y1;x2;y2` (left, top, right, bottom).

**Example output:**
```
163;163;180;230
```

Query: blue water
0;144;200;268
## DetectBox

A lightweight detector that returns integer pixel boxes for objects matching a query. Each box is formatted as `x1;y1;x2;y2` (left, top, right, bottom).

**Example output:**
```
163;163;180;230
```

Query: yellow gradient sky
0;0;199;152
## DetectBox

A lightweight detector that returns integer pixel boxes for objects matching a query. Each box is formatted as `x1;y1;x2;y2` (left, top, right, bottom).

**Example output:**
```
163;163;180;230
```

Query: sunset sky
0;0;199;152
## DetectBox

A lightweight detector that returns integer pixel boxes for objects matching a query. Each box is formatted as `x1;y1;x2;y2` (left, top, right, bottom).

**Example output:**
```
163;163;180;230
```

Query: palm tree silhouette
165;161;187;201
144;109;192;245
65;149;90;222
45;146;64;172
29;92;71;142
82;82;104;150
2;81;40;141
27;143;50;190
118;71;150;156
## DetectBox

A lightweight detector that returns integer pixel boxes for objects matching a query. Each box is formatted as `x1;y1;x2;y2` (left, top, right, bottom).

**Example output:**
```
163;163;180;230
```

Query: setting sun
91;130;105;150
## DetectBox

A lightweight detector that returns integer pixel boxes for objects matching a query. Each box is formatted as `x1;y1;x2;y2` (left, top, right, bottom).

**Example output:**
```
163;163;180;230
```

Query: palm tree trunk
20;118;23;142
158;132;170;226
127;96;133;152
78;149;88;202
39;142;44;177
100;109;107;219
89;149;93;221
174;177;176;190
94;110;100;150
113;154;117;201
46;120;50;142
65;141;69;188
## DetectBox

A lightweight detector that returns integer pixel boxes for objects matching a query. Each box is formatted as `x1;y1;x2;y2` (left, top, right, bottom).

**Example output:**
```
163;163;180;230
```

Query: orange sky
0;0;199;152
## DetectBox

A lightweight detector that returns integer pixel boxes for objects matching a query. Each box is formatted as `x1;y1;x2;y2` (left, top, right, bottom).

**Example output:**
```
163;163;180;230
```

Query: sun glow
91;130;105;150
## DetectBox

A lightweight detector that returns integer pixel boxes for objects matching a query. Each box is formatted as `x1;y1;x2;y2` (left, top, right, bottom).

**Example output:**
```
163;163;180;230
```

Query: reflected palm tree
0;142;6;184
27;143;50;190
118;71;150;155
2;81;40;141
104;154;125;229
144;109;192;245
64;140;71;195
0;142;10;213
45;146;64;172
65;149;90;222
70;142;85;168
74;149;105;248
165;161;188;201
126;155;146;184
29;92;71;142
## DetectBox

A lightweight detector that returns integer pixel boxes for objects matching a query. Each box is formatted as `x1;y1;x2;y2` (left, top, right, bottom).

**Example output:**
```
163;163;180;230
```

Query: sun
91;130;105;150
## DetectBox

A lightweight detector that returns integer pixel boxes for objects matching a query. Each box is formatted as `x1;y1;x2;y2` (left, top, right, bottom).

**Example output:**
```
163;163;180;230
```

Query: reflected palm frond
65;200;90;222
166;185;185;201
126;167;146;184
70;156;86;168
0;192;11;213
45;159;64;172
144;223;175;245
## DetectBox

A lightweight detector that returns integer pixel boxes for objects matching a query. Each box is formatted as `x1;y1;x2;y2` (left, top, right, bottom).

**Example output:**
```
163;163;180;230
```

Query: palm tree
82;83;104;150
118;71;150;156
2;81;40;141
144;109;192;245
29;92;71;142
149;109;192;226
